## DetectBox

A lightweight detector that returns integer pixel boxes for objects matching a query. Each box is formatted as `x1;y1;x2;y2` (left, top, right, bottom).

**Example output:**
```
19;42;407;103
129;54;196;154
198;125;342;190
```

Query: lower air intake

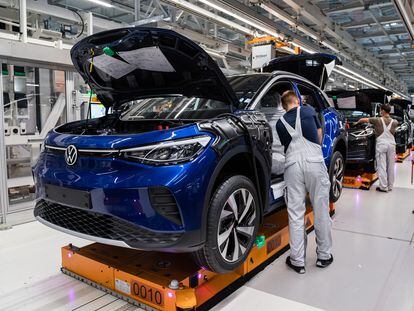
34;200;182;247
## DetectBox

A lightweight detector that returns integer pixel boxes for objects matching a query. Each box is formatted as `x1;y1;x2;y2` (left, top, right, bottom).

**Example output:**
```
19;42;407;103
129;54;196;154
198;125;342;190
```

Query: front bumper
396;142;407;154
34;200;204;251
33;145;218;252
395;131;408;153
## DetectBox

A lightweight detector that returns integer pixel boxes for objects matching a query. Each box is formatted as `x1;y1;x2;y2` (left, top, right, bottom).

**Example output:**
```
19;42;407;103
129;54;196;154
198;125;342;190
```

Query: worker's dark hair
281;90;299;110
380;103;392;113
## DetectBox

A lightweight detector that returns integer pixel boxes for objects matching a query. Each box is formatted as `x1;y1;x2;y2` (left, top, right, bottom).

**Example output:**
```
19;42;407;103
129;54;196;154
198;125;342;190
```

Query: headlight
350;128;374;138
120;136;211;165
395;125;406;132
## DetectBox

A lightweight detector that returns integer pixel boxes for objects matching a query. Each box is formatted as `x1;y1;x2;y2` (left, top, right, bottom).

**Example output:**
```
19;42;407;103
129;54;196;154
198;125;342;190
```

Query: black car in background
389;98;413;151
327;89;376;172
372;98;410;154
409;103;414;123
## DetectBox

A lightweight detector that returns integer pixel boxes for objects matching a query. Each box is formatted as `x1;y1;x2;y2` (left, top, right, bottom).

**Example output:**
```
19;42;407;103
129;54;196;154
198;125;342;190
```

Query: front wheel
194;175;260;273
328;151;344;202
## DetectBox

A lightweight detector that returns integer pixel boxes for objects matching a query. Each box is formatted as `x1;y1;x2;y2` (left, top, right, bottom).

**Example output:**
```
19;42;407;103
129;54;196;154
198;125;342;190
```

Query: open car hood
390;98;411;113
262;53;341;90
326;89;373;115
358;89;393;104
71;27;239;109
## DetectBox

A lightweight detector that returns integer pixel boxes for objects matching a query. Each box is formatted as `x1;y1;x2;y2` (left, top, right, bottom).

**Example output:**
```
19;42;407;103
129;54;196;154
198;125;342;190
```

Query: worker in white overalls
357;103;397;192
275;90;333;274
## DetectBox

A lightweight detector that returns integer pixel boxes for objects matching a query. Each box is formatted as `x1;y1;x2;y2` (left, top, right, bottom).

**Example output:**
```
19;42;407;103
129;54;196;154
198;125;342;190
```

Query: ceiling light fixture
332;68;377;89
165;0;255;36
165;0;408;97
85;0;113;8
259;3;318;40
197;0;282;39
258;0;408;97
337;65;387;90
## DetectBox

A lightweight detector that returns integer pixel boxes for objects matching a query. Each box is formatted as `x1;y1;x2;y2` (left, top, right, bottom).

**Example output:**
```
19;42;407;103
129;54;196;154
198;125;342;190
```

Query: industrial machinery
60;202;335;310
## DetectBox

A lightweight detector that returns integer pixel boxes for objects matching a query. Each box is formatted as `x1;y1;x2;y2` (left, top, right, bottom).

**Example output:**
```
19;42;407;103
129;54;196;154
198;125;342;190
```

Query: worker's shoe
316;254;334;268
376;187;388;193
286;256;305;274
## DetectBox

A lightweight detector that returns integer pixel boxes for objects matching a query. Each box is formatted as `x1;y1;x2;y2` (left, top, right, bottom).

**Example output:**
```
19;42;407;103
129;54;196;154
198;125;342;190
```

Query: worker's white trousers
376;143;395;191
284;158;333;266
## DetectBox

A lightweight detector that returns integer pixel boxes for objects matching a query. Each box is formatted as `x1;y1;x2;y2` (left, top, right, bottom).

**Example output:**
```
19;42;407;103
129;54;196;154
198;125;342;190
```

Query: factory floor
0;156;413;311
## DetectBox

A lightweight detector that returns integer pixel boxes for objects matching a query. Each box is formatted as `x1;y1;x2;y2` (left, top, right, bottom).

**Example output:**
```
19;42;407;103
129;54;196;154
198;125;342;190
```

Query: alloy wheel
332;157;344;199
217;188;257;263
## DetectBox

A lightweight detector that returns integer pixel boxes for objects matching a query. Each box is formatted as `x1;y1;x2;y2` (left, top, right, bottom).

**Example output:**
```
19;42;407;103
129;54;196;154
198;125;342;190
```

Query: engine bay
55;114;191;135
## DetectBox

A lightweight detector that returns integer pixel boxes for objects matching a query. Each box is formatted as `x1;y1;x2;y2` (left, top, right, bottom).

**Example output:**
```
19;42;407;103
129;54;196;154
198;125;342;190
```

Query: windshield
227;74;271;108
339;110;371;122
120;96;231;120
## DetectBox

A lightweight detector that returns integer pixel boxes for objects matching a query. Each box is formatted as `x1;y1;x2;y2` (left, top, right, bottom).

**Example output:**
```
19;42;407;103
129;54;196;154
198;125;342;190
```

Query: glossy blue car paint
34;125;217;233
34;79;345;250
321;107;341;165
45;123;203;150
34;28;346;256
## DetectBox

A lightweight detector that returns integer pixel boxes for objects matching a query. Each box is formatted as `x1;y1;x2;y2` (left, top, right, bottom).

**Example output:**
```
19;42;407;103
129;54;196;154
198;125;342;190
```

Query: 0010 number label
131;281;164;307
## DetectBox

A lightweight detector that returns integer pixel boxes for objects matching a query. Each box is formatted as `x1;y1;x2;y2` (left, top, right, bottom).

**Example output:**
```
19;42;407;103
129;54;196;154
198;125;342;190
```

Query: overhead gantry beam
270;0;404;89
392;0;414;40
341;16;401;29
376;47;414;54
210;0;406;92
362;39;412;48
352;28;408;39
324;1;394;14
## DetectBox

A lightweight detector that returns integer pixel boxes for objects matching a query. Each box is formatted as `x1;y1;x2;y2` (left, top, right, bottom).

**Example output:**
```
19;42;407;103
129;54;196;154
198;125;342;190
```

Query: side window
296;83;323;112
372;103;381;116
317;90;333;108
257;81;294;111
256;81;294;144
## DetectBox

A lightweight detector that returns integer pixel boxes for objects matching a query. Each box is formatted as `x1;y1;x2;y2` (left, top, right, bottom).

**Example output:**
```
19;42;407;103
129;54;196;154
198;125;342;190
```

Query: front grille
149;187;183;226
34;200;182;247
45;147;116;158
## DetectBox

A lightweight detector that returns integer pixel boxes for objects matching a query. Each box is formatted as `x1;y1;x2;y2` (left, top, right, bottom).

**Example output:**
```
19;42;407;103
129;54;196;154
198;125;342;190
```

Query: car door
248;78;296;211
294;81;338;165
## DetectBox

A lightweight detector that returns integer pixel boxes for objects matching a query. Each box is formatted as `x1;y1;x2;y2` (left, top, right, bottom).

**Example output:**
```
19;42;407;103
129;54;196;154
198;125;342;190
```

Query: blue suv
33;28;346;273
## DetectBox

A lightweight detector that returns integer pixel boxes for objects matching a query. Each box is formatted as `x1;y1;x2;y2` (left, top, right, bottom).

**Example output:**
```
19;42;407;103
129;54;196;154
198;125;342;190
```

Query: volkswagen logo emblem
65;145;78;166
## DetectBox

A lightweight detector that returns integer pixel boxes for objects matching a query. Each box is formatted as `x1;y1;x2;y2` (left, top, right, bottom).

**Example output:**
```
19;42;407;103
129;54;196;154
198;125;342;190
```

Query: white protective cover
261;106;286;175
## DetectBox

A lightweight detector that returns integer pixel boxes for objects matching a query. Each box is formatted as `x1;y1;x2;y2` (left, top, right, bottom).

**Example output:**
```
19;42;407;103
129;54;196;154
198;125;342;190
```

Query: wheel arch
200;146;270;243
333;137;347;162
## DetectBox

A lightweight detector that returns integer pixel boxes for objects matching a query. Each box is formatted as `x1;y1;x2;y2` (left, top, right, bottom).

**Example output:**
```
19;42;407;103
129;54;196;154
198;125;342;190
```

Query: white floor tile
240;230;409;311
391;153;414;190
0;221;90;295
374;243;414;311
333;187;414;241
213;287;322;311
1;154;413;311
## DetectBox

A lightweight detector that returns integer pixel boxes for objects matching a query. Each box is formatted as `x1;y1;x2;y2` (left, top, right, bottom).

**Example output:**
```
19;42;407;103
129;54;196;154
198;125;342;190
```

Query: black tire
193;175;260;273
328;151;344;203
